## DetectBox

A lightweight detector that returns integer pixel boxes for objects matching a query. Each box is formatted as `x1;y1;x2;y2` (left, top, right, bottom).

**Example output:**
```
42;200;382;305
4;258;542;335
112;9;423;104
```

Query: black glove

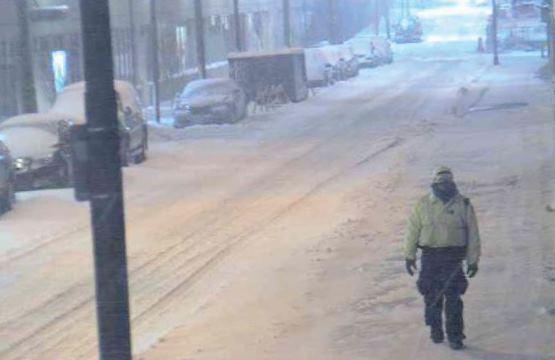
405;258;417;276
467;263;478;278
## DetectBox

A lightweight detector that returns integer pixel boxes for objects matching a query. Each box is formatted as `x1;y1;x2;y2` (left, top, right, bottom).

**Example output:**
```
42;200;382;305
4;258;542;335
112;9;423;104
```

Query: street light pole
149;0;160;122
233;0;242;51
128;0;138;86
78;0;132;358
492;0;500;65
283;0;291;47
15;0;38;113
194;0;207;79
384;0;391;39
329;0;337;44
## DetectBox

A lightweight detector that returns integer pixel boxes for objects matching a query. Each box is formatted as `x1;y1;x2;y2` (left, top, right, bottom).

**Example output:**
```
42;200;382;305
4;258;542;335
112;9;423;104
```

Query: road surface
1;6;555;360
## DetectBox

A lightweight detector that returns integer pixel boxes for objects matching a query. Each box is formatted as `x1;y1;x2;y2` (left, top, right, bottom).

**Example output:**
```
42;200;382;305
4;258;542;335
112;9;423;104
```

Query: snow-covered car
0;113;74;191
305;47;335;87
173;78;248;128
369;37;394;65
394;17;423;43
309;44;353;81
346;37;372;67
337;44;359;78
50;80;148;166
500;22;547;50
0;139;15;212
319;46;345;81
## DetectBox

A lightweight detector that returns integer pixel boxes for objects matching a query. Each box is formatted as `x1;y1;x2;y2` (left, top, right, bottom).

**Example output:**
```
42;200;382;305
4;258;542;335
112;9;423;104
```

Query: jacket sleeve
465;201;481;265
404;200;422;260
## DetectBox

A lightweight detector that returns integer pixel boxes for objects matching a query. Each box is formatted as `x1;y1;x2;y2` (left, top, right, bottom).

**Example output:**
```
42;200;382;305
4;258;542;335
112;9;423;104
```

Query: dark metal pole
149;0;160;122
128;0;138;86
374;0;381;35
546;3;552;61
492;0;500;65
15;0;38;113
233;0;242;51
385;2;391;39
283;0;291;47
329;0;336;44
78;0;132;359
194;0;207;79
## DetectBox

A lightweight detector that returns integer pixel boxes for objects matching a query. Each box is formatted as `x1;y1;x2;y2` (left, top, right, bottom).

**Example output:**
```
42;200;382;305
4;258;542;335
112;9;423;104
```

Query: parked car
346;37;374;67
0;139;15;212
369;37;394;65
50;80;148;166
309;42;358;80
394;16;423;43
305;47;335;87
336;44;359;78
320;46;345;81
173;78;248;128
0;113;74;191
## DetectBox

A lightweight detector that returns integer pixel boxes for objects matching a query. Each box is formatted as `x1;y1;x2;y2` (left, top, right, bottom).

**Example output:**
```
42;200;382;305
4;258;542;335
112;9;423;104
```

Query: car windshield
182;82;233;98
50;89;86;121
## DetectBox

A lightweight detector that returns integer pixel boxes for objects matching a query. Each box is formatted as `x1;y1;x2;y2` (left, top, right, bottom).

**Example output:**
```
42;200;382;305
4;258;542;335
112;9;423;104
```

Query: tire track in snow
0;61;449;359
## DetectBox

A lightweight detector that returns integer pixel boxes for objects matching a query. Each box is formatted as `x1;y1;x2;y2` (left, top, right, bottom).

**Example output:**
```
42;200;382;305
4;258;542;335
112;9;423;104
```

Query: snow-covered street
1;2;555;359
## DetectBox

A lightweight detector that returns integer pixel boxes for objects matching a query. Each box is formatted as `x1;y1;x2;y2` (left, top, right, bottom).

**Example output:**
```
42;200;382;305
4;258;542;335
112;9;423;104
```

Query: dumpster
228;48;309;103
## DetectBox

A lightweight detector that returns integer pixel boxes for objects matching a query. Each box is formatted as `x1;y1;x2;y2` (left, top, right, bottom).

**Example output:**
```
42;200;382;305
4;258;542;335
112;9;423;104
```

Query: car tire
57;159;73;188
0;181;15;214
134;139;147;164
174;118;184;128
120;137;132;167
237;101;248;121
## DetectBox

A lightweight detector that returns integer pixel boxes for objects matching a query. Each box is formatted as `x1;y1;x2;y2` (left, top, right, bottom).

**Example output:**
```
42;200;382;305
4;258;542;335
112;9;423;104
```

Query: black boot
449;339;464;350
430;326;444;344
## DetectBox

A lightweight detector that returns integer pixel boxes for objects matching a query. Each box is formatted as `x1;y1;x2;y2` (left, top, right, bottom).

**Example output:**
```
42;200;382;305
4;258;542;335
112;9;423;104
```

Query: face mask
432;181;458;202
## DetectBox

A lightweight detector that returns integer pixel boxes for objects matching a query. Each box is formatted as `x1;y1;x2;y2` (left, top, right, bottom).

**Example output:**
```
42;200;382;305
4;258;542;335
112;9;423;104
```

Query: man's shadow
465;347;555;360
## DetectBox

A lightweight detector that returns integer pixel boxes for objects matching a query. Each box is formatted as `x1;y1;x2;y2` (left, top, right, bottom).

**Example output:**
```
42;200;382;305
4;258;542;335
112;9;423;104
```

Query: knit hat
433;166;454;184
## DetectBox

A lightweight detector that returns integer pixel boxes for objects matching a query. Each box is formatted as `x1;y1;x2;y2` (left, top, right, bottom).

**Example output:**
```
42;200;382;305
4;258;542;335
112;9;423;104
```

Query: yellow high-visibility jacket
404;193;481;265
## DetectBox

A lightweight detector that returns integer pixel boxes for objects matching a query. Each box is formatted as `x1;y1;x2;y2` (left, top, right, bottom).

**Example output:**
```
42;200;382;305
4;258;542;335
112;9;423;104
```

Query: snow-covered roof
228;48;304;59
50;80;140;123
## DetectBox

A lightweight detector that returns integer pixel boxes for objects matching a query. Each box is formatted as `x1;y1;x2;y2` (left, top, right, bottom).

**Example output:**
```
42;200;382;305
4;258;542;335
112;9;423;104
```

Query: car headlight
14;157;32;172
176;103;191;112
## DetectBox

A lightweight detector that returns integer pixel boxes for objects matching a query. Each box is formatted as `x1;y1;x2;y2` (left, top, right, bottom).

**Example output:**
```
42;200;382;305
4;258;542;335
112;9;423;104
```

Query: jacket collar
429;192;460;205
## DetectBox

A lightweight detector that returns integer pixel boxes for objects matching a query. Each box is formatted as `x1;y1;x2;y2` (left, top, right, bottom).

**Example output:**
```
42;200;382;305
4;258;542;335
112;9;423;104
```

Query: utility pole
329;0;338;44
78;0;132;358
15;0;38;113
283;0;291;47
302;0;309;46
233;0;243;51
194;0;207;79
492;0;500;65
128;0;138;86
149;0;160;122
385;1;391;39
374;0;381;35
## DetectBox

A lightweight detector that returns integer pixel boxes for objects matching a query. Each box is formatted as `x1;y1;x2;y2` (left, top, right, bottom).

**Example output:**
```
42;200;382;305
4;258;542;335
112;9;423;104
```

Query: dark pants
417;246;468;341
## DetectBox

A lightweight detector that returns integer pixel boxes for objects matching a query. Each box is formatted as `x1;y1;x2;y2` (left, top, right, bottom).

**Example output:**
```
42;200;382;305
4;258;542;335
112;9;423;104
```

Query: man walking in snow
404;166;481;350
